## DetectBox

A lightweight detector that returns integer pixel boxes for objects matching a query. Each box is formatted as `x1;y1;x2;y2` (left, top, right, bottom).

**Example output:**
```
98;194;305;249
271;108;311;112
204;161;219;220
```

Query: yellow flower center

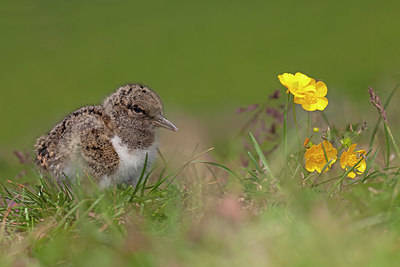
347;154;359;167
312;152;325;164
305;93;318;104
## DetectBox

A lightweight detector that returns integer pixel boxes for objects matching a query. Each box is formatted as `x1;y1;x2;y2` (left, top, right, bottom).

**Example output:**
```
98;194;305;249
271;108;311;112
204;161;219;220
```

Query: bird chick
35;84;177;188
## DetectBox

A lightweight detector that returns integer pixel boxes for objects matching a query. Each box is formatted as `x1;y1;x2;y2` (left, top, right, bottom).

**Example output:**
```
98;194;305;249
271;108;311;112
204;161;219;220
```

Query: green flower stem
307;112;310;137
384;122;390;173
292;100;301;152
384;122;400;160
284;94;290;168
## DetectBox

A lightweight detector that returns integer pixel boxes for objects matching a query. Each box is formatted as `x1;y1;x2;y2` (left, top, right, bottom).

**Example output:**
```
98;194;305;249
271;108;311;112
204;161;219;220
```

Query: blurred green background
1;0;400;178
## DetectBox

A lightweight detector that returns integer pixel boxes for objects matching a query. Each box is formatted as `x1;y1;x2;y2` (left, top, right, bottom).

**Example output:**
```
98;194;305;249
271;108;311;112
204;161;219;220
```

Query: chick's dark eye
132;104;146;114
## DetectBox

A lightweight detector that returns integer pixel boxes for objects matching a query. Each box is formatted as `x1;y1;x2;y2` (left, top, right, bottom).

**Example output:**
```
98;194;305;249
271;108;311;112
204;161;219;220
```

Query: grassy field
1;77;400;266
2;1;400;266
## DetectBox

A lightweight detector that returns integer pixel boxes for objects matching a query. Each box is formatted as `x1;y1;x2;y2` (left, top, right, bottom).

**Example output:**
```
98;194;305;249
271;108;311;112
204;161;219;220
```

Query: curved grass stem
369;82;400;149
384;122;400;160
284;94;290;168
292;100;301;152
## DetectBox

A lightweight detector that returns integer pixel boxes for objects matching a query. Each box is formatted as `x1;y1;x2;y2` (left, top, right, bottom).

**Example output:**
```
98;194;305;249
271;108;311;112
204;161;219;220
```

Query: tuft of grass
1;132;400;266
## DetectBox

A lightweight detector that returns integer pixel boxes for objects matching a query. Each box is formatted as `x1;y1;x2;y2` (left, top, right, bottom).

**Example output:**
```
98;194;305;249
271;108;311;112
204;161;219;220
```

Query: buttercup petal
315;164;322;173
348;171;356;179
294;96;305;104
294;72;312;88
316;142;323;150
315;97;328;110
291;90;306;98
322;141;332;151
315;81;327;97
357;160;366;173
305;145;317;159
355;149;366;155
348;144;357;155
340;151;348;168
307;79;316;86
318;161;330;173
304;79;317;92
278;73;294;88
301;103;314;111
305;160;316;172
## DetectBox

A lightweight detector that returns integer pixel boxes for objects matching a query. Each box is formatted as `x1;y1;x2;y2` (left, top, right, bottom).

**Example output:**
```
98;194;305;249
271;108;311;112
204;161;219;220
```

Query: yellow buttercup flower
278;72;328;111
294;79;328;111
340;144;366;178
305;140;337;173
278;72;314;98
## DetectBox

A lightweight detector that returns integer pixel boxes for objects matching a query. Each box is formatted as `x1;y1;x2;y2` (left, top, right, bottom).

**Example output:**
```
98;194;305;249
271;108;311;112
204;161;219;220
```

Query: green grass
1;87;400;266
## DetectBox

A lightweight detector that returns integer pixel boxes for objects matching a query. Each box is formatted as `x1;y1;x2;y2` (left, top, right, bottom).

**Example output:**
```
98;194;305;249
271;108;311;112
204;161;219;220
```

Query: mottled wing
79;128;120;180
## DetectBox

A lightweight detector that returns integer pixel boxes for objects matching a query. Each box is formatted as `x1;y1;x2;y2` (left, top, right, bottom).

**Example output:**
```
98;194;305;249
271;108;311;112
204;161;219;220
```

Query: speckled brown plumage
35;84;177;187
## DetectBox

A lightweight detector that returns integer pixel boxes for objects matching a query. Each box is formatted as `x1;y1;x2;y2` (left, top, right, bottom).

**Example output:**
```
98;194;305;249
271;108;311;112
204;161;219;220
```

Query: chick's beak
154;115;178;132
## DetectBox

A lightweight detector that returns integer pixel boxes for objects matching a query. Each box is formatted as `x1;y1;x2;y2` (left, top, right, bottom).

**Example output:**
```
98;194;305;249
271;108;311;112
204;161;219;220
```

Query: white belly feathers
100;135;157;187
